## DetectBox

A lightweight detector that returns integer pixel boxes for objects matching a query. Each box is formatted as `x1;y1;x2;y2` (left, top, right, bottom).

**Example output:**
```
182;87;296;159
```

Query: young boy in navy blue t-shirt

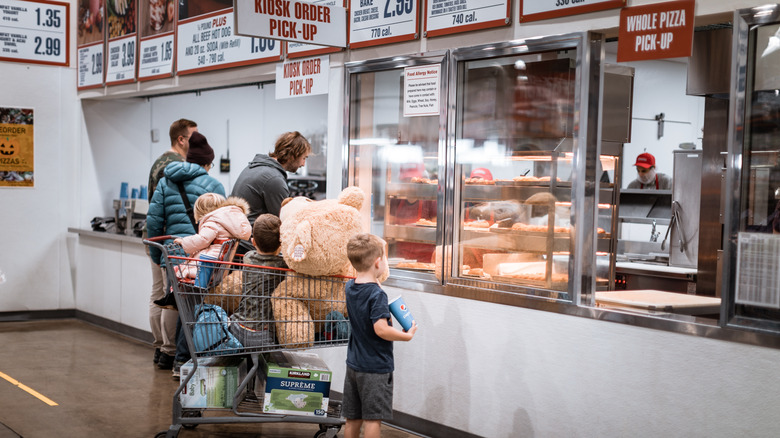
343;233;418;438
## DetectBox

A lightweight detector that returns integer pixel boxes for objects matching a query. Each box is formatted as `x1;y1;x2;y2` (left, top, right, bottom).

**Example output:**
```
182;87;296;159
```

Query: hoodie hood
247;154;287;175
164;161;209;183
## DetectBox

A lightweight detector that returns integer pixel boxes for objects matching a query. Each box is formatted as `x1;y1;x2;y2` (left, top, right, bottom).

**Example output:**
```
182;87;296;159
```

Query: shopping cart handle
144;235;175;243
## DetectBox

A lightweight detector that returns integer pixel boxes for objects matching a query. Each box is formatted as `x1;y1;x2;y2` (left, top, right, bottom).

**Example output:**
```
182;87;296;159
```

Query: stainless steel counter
68;227;145;245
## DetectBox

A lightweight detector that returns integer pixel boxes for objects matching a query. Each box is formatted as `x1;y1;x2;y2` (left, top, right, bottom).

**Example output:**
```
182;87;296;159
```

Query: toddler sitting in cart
173;193;252;280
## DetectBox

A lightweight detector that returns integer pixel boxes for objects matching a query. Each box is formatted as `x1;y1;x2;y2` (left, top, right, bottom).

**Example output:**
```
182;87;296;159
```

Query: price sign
0;0;69;66
106;35;136;84
349;0;418;49
139;34;173;80
77;43;103;89
177;9;281;75
520;0;624;23
425;0;509;37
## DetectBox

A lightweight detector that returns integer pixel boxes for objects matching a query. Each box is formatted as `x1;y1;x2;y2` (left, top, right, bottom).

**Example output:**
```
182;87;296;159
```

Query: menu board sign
348;0;418;49
138;0;175;80
105;0;137;85
77;0;105;89
234;0;346;47
177;7;281;75
425;0;509;37
520;0;624;23
0;0;69;66
617;0;694;62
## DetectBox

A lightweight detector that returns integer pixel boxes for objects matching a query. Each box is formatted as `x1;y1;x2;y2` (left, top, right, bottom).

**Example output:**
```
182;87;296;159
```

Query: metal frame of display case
444;32;604;305
724;4;780;334
343;51;451;285
341;28;780;349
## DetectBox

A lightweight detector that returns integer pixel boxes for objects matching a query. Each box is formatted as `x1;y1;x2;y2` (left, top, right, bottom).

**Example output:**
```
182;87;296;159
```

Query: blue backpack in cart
192;304;243;354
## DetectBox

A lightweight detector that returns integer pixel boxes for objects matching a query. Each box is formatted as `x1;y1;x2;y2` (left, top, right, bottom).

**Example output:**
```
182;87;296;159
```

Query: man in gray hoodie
231;131;311;224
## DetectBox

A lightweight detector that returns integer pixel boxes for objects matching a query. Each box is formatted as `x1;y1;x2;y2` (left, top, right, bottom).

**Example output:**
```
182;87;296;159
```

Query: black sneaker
153;348;161;364
153;293;177;310
157;352;174;370
172;361;186;378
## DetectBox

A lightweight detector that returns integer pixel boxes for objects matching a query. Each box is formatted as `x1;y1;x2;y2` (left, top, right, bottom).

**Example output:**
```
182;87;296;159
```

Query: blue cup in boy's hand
389;296;415;332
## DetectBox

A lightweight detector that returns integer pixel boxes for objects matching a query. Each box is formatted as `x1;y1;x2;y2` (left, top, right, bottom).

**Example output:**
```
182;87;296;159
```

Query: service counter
68;228;152;337
615;261;697;294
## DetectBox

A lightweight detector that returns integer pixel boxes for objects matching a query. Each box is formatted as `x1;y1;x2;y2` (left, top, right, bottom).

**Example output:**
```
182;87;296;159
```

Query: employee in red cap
628;152;672;190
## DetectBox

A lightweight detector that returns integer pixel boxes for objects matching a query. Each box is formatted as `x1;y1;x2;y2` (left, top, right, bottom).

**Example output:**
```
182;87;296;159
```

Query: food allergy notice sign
177;8;281;75
617;0;694;62
0;0;69;66
403;64;440;117
425;0;509;38
349;0;418;49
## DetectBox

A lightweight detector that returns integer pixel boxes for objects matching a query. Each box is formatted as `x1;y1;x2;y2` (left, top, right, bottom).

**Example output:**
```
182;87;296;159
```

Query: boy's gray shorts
342;367;393;421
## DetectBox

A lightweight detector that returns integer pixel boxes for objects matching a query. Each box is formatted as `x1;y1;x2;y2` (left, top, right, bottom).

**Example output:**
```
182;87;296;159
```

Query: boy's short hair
347;233;385;272
193;193;225;222
269;131;311;166
253;214;282;253
169;118;197;145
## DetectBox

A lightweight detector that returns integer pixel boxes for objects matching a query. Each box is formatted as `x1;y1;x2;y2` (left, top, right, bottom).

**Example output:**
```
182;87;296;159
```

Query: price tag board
0;0;69;66
425;0;509;37
520;0;624;23
76;0;104;90
106;35;137;84
177;8;281;76
348;0;418;49
139;34;173;80
77;42;104;89
105;0;137;85
137;0;175;81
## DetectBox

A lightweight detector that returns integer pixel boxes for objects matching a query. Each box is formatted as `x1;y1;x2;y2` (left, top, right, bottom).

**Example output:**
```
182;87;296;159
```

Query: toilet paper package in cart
180;357;247;408
262;351;332;416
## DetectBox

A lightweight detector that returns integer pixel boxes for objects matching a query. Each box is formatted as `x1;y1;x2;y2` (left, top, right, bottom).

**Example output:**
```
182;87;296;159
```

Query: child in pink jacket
174;193;252;278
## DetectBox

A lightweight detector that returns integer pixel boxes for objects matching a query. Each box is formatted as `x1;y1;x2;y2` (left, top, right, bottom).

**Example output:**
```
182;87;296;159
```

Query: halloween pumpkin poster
0;108;34;187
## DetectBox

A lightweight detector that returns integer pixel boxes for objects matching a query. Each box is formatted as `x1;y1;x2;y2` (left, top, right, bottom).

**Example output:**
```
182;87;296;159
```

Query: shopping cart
144;236;350;438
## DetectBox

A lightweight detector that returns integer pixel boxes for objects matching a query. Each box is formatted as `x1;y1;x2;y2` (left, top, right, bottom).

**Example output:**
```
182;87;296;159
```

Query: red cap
634;153;655;169
470;168;493;180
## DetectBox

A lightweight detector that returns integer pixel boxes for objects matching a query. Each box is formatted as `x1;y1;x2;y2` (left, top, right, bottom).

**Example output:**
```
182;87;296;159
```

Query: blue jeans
174;317;191;363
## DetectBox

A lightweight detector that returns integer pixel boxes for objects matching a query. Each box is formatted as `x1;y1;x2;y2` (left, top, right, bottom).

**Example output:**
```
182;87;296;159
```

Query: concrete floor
0;320;422;438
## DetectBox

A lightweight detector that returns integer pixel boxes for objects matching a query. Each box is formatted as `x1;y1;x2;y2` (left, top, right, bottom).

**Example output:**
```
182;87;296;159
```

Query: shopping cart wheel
154;432;166;438
181;409;202;429
314;424;341;438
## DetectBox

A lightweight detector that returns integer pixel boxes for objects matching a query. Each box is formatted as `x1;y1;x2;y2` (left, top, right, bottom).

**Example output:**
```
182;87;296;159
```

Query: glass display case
446;35;614;299
728;6;780;331
345;54;448;277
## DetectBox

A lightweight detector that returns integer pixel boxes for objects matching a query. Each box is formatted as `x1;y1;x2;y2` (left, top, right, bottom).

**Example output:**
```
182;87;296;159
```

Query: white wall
0;61;78;312
80;85;328;221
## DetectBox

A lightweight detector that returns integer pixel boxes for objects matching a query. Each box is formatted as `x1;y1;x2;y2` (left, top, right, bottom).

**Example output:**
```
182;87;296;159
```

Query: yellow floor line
0;371;58;406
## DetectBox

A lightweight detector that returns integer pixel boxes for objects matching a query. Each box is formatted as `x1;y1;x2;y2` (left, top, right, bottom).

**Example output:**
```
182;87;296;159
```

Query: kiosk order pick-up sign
234;0;347;48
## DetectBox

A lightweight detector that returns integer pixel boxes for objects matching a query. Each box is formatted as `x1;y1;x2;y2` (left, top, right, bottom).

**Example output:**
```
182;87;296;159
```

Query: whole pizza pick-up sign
617;0;694;62
234;0;346;47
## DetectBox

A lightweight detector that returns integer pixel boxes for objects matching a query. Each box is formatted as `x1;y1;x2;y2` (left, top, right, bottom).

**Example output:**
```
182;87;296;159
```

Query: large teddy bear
271;186;369;348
